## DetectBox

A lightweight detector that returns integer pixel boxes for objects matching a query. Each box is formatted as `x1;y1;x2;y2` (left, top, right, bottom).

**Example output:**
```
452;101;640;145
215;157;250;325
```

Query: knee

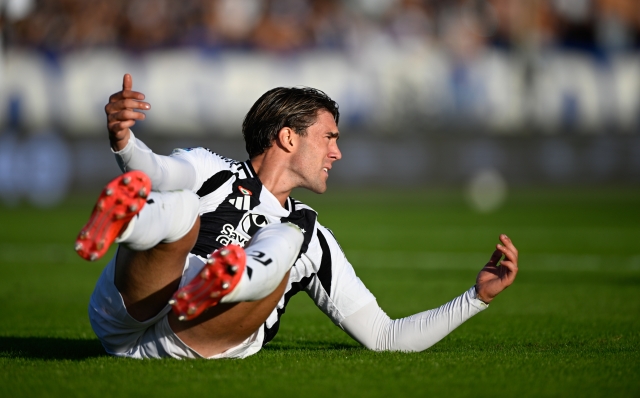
251;222;304;251
157;216;200;256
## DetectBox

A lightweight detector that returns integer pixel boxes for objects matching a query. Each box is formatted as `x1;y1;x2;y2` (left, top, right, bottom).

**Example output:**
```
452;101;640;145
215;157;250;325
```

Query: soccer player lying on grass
76;74;519;359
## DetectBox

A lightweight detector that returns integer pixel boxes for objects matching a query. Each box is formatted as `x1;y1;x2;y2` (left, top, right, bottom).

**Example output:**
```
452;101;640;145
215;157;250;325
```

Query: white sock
116;190;200;251
221;223;303;303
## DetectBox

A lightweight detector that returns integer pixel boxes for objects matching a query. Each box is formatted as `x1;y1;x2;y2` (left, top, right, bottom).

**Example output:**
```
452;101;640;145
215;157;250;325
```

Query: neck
250;153;294;207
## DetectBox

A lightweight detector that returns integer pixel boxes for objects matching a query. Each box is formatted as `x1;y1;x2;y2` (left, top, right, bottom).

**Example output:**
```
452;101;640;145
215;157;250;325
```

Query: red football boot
169;245;246;321
75;171;151;261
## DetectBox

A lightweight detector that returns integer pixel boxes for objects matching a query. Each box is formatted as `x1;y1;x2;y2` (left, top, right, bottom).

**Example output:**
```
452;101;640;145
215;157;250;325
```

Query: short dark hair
242;87;340;158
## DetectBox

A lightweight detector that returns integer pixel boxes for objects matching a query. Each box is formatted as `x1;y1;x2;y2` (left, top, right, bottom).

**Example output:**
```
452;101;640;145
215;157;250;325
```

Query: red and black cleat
169;245;246;321
75;171;151;261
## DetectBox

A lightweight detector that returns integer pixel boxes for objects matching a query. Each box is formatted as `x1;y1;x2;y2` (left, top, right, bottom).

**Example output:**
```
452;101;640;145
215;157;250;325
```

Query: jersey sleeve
338;287;488;352
168;146;234;193
113;130;230;192
302;224;377;325
301;223;488;352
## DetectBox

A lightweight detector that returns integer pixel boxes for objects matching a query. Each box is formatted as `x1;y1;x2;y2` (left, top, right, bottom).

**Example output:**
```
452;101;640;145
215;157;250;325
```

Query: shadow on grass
0;337;363;360
0;337;107;360
263;340;361;351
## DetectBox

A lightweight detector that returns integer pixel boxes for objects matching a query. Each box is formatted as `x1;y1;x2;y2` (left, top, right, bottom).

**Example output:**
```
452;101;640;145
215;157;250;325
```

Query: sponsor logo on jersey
216;213;269;247
216;224;249;246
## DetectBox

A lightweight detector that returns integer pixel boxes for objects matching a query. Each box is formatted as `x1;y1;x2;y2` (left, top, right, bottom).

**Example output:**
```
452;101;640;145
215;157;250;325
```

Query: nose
330;141;342;161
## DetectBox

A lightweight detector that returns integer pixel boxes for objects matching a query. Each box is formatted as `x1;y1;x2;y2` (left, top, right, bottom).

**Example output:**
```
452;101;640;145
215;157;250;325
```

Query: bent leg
115;217;200;321
86;173;302;357
113;189;201;321
168;223;304;357
169;272;290;357
223;222;304;302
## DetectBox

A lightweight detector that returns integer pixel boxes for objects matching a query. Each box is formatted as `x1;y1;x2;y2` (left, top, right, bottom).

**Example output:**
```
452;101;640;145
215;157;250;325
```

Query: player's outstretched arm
105;74;151;151
475;234;519;304
338;234;519;352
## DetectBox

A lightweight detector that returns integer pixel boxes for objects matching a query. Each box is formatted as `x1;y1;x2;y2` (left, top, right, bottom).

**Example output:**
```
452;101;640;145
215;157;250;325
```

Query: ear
276;127;296;152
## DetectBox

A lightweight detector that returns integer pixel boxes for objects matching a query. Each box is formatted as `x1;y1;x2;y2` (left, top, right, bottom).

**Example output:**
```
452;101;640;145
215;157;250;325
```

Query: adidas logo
229;195;251;210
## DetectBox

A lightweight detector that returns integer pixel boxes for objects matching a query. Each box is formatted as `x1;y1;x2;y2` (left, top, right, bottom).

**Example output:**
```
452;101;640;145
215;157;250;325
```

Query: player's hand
475;234;519;304
105;74;151;151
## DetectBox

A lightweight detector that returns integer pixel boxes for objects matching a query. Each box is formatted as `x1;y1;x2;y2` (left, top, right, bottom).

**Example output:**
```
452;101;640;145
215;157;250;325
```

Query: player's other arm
106;74;149;151
339;235;519;352
104;74;197;191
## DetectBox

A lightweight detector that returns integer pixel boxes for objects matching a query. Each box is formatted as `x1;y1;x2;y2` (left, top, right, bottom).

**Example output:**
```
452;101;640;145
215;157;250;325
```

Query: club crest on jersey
238;186;252;196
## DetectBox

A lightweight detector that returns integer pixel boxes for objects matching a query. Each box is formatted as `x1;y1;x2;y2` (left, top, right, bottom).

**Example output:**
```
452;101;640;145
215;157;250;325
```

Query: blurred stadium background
1;3;639;395
0;0;639;207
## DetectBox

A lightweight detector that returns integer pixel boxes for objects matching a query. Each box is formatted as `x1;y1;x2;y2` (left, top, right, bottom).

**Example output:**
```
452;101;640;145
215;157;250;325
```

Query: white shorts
88;251;265;359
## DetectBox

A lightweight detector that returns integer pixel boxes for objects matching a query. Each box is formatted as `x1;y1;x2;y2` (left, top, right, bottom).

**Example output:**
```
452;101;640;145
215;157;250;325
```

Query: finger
487;249;502;266
110;110;147;123
500;260;517;272
127;99;150;110
499;234;518;257
110;120;137;132
122;90;145;100
123;73;132;91
105;100;150;115
109;90;146;103
108;109;147;123
107;99;150;111
497;243;517;264
498;260;518;283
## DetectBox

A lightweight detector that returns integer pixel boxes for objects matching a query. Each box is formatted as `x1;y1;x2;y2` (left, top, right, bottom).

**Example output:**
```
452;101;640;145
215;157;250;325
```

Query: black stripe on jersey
323;227;346;255
316;230;332;297
281;208;317;254
196;170;234;197
242;161;255;178
262;275;313;346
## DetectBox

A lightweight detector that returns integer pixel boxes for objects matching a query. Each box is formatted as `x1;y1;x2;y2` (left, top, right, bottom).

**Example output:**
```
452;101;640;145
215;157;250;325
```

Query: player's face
291;110;341;194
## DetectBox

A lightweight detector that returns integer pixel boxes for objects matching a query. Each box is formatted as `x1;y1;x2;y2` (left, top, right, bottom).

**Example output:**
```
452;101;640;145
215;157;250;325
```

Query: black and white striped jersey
169;147;376;346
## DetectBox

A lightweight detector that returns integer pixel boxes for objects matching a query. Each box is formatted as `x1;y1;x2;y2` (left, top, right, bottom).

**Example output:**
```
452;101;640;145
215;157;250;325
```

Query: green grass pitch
1;188;639;397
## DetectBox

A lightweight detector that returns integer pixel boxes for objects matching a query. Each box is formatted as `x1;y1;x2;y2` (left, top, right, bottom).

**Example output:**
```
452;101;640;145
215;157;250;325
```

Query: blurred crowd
2;0;639;56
